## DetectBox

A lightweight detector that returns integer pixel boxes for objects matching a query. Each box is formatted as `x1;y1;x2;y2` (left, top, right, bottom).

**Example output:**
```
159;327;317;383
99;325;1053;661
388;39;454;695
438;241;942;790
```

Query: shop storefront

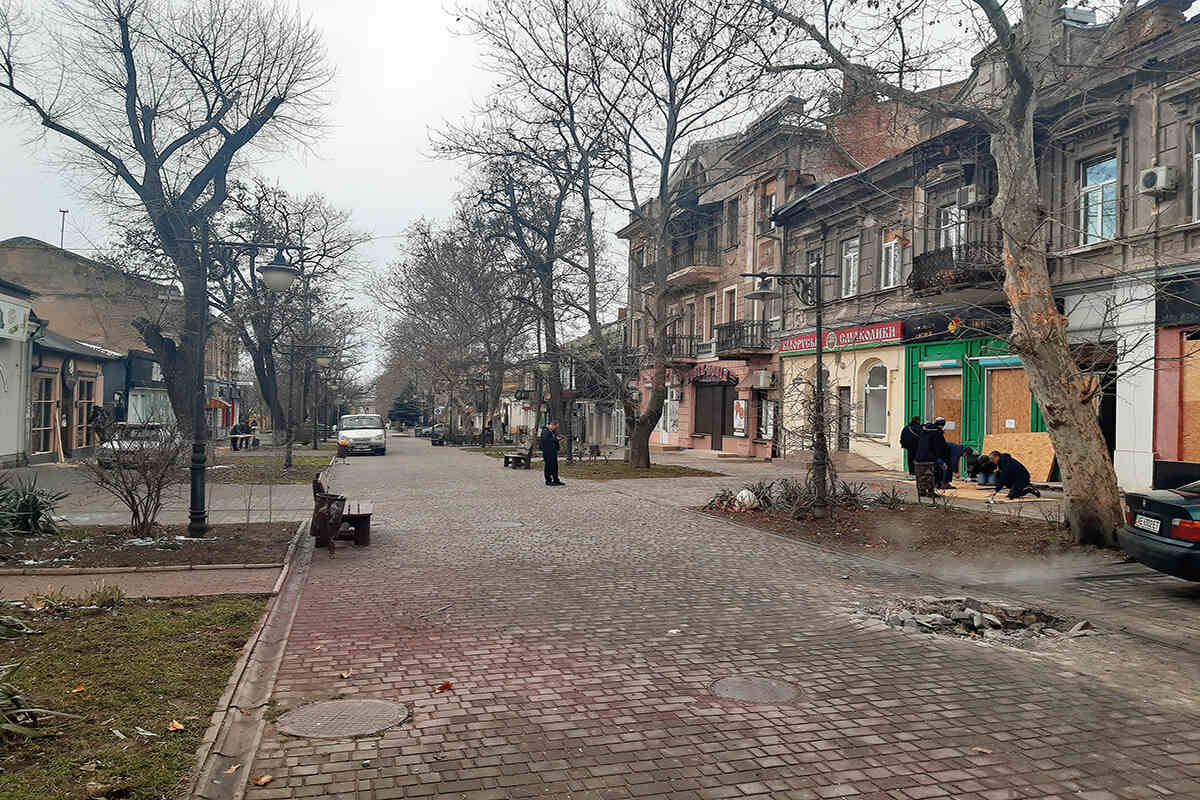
29;329;120;464
648;359;775;459
1153;272;1200;488
778;321;906;469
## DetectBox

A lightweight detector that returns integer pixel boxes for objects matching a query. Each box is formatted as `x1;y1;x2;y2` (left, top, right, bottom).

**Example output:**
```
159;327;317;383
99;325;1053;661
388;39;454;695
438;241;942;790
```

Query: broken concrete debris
861;596;1089;645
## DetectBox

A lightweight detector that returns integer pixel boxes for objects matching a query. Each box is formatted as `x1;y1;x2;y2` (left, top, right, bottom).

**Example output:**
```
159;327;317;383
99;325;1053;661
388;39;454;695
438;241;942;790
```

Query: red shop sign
778;321;903;354
690;364;739;384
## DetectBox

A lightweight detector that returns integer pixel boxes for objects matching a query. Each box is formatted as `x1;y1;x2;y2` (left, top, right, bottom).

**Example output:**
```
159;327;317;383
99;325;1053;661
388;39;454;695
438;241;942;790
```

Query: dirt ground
0;522;296;569
701;504;1126;568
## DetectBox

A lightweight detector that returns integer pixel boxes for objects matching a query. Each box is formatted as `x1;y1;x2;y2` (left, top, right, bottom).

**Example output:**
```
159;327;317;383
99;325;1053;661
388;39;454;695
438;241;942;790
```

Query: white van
338;414;387;455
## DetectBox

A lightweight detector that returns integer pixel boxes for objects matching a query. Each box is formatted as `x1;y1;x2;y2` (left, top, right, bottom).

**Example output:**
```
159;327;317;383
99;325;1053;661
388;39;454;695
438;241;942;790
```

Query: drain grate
710;676;801;705
276;699;409;739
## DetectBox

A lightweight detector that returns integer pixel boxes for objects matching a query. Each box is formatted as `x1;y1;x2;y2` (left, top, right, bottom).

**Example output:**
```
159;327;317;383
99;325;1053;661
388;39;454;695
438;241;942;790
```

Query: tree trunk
991;127;1123;545
541;273;564;425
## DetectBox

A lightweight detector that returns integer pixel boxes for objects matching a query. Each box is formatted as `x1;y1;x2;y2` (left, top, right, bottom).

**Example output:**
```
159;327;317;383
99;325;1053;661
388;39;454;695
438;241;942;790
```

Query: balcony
715;320;771;356
665;334;698;363
910;241;1004;296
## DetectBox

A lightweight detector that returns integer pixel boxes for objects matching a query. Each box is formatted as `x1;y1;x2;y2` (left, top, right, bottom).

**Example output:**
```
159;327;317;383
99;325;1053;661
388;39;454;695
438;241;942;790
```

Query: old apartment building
621;0;1200;490
618;94;926;458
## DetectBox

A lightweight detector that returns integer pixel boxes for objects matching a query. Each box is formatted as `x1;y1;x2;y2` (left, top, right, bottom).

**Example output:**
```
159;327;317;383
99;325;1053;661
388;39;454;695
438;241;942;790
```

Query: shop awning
917;359;961;370
206;397;231;409
973;355;1024;368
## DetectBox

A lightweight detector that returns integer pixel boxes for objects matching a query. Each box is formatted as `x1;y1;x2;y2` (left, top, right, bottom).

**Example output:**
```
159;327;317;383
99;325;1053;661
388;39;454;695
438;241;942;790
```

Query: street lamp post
743;266;840;518
178;234;302;537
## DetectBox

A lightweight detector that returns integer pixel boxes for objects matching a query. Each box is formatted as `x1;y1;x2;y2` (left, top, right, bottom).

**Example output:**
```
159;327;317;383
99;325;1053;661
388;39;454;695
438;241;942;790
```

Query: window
684;302;697;337
1193;125;1199;222
31;377;53;454
937;204;963;249
863;363;888;436
725;197;740;248
756;392;776;440
704;294;717;340
1080;155;1117;245
632;317;642;348
75;378;95;448
840;238;860;297
880;238;901;289
724;287;737;325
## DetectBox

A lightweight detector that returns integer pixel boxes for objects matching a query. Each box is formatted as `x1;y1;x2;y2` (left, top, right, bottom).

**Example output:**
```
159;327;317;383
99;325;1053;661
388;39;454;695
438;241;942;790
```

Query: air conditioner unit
751;370;775;390
957;185;983;207
1138;166;1179;196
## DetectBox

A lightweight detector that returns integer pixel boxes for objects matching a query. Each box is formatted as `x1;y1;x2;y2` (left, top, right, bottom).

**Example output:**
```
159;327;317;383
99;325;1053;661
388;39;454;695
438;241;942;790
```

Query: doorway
694;384;729;450
925;371;963;443
837;386;851;451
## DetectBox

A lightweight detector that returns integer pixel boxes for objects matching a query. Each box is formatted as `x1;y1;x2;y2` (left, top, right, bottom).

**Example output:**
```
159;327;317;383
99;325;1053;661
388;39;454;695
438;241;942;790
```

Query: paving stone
242;439;1200;799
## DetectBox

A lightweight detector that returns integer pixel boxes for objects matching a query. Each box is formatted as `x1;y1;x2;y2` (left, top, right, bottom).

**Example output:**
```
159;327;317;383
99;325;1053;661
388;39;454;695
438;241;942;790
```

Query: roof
0;275;36;298
33;328;124;361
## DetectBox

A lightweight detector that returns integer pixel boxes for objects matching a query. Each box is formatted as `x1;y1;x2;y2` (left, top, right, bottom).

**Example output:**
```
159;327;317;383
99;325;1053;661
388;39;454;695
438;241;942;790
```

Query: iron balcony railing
715;320;771;353
909;240;1004;295
669;247;720;272
665;334;698;360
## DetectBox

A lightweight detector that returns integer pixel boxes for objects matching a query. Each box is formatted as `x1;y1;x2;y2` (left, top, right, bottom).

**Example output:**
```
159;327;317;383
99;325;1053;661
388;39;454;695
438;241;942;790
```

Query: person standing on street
899;415;922;475
540;422;565;487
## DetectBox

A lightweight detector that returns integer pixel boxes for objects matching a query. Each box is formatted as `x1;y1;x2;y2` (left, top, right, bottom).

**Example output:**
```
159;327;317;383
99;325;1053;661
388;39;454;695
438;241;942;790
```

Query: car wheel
377;448;386;455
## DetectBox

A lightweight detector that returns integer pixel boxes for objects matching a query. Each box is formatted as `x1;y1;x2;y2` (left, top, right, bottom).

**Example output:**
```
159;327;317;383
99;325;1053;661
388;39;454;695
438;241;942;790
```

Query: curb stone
0;563;285;576
186;520;314;800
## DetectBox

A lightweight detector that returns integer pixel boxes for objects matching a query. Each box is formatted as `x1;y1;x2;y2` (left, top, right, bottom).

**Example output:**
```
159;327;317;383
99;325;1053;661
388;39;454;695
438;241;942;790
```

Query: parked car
1119;480;1200;581
337;414;387;455
94;424;186;469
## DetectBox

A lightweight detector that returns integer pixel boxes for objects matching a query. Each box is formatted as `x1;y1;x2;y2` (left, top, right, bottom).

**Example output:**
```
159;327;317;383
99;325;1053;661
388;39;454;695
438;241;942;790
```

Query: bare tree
582;0;782;467
755;0;1148;544
0;0;331;439
374;202;534;432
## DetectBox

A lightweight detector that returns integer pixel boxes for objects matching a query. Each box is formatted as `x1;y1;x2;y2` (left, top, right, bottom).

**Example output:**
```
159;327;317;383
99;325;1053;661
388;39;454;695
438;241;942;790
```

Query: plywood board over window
929;374;962;444
1181;335;1200;461
982;432;1056;482
987;368;1032;434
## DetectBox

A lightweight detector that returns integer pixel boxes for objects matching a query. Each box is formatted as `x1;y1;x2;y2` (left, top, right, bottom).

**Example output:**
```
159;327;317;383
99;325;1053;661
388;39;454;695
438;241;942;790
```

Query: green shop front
902;313;1049;459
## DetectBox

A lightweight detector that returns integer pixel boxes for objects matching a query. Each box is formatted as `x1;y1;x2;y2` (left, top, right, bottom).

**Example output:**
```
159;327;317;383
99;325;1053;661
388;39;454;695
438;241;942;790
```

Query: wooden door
695;385;724;450
837;386;851;451
927;374;963;444
1182;335;1200;461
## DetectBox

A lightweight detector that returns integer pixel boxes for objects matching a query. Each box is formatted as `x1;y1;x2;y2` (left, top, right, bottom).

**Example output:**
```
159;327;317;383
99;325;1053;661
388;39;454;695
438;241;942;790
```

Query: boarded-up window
1182;333;1200;461
986;368;1032;435
927;374;962;444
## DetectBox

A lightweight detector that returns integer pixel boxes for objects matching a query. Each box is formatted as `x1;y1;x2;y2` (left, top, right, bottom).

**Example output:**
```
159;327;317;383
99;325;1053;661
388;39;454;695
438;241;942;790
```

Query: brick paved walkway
243;438;1200;800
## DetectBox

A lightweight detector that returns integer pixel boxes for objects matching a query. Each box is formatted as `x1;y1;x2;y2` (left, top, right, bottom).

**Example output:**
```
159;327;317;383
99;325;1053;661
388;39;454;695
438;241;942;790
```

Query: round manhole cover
276;699;409;739
710;676;801;704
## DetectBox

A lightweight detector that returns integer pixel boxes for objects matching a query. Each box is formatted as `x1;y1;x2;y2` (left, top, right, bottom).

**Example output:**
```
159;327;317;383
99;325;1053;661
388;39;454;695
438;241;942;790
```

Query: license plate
1134;514;1161;534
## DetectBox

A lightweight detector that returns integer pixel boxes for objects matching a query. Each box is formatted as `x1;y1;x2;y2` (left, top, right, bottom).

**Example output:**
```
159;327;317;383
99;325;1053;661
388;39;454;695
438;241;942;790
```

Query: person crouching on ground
986;450;1041;503
970;454;998;486
539;422;565;487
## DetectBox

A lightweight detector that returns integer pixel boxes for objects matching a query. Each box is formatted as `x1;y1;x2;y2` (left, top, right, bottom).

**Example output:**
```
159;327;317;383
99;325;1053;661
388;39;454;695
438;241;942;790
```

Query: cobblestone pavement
244;438;1200;800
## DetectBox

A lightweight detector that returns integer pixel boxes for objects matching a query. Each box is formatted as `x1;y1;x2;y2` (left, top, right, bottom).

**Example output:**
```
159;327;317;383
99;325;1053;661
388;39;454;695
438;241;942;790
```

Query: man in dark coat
916;418;954;487
539;422;565;487
987;451;1041;501
899;416;922;475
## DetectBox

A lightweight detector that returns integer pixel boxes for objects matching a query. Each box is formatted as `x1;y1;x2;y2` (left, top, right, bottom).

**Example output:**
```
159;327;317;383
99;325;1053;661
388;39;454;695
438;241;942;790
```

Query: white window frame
880;238;900;289
703;293;717;341
684;301;697;337
937;204;963;250
1193;124;1199;223
1079;154;1118;246
862;362;888;436
840;237;860;298
723;286;738;325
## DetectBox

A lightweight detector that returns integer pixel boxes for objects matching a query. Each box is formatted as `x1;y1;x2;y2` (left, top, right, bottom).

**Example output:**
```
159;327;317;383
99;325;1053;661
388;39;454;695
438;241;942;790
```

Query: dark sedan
1119;480;1200;581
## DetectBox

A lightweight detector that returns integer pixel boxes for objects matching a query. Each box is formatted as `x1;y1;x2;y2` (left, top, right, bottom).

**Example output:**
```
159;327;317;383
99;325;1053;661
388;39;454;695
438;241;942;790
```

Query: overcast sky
0;0;492;359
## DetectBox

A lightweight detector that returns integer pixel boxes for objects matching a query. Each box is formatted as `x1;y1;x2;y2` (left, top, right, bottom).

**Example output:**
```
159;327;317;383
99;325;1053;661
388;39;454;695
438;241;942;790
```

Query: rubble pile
863;595;1094;644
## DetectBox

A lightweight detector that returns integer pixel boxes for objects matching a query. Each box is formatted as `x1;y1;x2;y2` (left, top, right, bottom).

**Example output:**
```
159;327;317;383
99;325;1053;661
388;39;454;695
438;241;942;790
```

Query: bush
703;488;736;510
83;423;190;537
0;476;66;536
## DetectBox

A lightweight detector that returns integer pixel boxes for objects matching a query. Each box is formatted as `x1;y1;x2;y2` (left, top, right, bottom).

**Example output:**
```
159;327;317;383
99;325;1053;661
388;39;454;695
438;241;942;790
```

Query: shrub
742;480;776;511
0;476;66;536
703;488;736;510
83;423;189;537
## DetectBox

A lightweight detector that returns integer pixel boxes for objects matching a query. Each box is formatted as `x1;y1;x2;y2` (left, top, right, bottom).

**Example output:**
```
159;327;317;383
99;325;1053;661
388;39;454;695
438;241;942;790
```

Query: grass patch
0;595;267;800
186;455;330;485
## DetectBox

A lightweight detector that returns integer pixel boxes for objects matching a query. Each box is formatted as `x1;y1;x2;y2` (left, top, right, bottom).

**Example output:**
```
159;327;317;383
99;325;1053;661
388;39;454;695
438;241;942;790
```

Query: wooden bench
311;476;373;556
503;452;532;469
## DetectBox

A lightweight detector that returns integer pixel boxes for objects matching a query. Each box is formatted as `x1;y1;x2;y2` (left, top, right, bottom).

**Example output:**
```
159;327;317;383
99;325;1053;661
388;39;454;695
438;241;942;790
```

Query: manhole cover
276;699;409;739
710;676;801;704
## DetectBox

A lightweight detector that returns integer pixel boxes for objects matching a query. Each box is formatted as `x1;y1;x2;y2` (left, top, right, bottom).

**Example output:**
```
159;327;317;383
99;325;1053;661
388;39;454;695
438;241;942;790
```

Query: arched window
863;362;888;435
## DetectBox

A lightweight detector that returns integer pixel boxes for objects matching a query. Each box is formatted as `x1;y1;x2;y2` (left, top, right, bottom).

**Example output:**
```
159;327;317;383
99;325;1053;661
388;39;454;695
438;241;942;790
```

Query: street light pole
743;267;840;518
